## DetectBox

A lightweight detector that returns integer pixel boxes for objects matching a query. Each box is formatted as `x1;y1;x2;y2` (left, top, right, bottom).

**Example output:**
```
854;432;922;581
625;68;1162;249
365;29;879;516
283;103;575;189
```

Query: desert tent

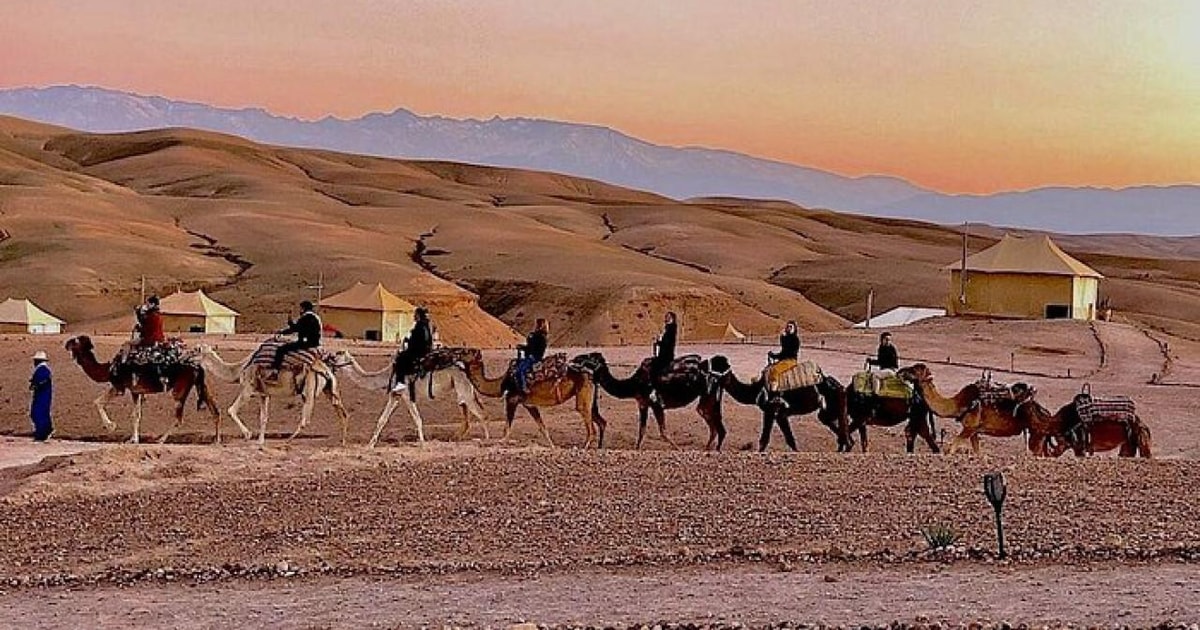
0;298;65;334
158;290;239;334
691;321;746;343
854;307;945;328
320;282;415;342
945;234;1102;320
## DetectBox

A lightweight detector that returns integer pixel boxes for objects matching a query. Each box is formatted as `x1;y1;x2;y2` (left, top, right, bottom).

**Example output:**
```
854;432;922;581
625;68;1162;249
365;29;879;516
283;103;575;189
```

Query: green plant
920;524;960;550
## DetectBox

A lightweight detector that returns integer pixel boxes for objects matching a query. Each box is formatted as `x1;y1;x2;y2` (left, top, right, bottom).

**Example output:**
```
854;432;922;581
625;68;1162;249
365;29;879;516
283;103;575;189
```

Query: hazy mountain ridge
1;85;1197;236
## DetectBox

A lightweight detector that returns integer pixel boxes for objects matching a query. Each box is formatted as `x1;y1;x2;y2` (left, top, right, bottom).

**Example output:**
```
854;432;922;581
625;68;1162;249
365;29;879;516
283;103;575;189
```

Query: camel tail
1135;418;1153;459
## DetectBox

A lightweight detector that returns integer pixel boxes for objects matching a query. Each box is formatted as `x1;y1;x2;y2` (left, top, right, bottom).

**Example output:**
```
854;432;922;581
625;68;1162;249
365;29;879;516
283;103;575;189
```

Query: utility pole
140;276;146;303
865;288;875;329
307;271;325;309
959;223;969;306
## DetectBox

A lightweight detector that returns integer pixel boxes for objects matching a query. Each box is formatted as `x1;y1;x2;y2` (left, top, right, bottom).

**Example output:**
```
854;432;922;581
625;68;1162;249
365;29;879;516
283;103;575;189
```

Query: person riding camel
649;312;678;403
866;332;900;395
273;300;322;371
134;295;166;348
768;321;800;363
391;307;434;393
514;318;549;394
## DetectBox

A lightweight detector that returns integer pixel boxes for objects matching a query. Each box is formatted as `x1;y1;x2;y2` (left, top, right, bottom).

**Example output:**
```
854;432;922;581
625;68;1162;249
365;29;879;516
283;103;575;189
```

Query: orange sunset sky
2;0;1197;193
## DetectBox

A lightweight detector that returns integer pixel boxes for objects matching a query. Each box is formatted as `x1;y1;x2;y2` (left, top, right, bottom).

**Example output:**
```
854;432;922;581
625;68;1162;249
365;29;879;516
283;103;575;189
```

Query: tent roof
692;321;746;340
943;234;1102;278
159;290;239;317
320;282;415;312
0;298;65;325
854;306;944;328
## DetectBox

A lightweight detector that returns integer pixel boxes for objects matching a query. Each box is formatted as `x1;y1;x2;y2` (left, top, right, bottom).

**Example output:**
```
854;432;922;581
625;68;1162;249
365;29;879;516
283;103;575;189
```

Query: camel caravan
60;296;1152;458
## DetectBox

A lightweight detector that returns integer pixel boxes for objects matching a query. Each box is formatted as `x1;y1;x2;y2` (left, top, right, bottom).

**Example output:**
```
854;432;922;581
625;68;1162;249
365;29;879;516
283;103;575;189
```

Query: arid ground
2;317;1199;628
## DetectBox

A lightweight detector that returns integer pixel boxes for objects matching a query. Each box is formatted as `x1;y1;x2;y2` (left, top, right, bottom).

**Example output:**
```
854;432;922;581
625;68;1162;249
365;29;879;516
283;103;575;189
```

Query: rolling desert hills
1;115;1198;345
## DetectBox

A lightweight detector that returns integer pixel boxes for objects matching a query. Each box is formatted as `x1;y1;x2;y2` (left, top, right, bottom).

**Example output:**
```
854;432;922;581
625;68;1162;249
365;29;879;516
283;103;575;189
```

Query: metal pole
959;224;968;306
140;276;146;303
866;288;874;329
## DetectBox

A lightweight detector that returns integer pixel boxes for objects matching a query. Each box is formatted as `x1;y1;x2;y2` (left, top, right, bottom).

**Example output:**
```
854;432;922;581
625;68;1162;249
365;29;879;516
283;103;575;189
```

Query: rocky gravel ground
0;446;1197;588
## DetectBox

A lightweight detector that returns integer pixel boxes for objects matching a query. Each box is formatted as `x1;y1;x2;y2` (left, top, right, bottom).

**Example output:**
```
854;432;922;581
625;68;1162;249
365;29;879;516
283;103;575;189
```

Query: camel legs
635;403;650;449
128;394;144;444
698;396;726;452
367;395;404;448
858;423;870;453
522;405;556;448
158;390;190;445
502;400;519;442
327;387;351;447
913;414;940;453
226;383;256;441
404;395;428;445
576;386;603;449
257;395;272;447
649;402;678;450
461;389;489;440
94;389;121;432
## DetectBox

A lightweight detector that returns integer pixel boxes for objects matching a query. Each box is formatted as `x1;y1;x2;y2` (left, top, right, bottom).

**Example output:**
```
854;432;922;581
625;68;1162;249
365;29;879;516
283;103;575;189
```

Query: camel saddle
248;340;327;372
763;359;823;393
648;354;709;389
851;370;912;401
974;378;1014;407
122;338;192;368
1073;392;1136;425
506;352;575;387
418;347;474;374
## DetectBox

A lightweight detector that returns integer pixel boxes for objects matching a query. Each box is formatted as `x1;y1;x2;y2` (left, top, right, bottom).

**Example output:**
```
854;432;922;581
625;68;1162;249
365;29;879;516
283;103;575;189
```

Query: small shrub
920;524;960;550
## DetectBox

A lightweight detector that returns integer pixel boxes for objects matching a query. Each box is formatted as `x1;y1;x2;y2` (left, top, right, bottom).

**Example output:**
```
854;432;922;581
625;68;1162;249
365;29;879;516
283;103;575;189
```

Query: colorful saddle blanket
764;359;823;392
1074;393;1136;425
507;352;574;386
247;340;327;371
851;370;912;400
975;378;1015;407
417;347;474;374
124;338;192;368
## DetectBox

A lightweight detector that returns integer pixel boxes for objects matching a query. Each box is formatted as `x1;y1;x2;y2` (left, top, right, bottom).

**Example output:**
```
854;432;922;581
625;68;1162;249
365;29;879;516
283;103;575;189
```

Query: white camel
330;350;489;447
193;344;351;447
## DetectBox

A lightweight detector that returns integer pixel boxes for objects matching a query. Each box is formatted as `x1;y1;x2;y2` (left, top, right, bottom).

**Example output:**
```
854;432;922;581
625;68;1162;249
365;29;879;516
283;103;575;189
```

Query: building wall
0;322;62;334
1072;277;1099;321
947;271;1081;319
323;308;384;341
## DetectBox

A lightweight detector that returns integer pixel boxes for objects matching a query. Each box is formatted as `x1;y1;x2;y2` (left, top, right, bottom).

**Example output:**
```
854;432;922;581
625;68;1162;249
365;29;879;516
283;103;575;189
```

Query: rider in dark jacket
273;300;322;369
392;308;434;389
515;318;549;393
867;332;899;370
768;321;800;362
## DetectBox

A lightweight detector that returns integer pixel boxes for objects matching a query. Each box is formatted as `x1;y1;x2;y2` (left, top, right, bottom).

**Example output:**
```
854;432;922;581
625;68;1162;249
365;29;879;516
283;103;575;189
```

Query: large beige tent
0;298;65;334
320;282;415;342
159;290;239;334
945;234;1103;320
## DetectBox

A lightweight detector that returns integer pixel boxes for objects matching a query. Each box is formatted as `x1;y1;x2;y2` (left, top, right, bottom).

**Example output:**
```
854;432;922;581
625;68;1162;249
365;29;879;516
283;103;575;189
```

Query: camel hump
1074;392;1137;425
851;370;912;400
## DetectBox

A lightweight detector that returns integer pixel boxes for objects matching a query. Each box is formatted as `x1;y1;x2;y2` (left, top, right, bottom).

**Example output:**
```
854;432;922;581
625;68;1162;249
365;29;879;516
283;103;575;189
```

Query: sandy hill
1;116;1197;345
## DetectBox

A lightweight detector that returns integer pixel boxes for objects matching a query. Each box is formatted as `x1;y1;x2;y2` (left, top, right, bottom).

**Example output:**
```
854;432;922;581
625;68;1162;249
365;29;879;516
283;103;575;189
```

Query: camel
193;344;350;447
845;371;938;453
1013;388;1152;458
899;364;1029;455
709;356;847;452
572;352;726;450
64;336;219;444
460;348;605;448
329;349;489;447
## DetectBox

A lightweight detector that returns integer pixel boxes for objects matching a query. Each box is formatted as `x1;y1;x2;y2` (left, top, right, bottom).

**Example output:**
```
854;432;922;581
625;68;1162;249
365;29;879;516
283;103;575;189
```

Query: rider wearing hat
273;300;322;370
30;351;53;442
391;307;434;391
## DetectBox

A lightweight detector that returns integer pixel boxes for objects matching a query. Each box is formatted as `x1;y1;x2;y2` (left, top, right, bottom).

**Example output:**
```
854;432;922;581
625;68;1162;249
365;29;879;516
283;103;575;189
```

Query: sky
1;0;1197;193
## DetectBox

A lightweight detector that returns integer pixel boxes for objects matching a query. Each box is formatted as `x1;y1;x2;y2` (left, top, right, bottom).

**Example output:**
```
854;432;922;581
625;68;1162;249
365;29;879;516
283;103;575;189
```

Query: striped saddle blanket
417;347;474;374
247;340;327;371
975;379;1015;407
764;359;823;393
507;352;574;385
1074;393;1136;425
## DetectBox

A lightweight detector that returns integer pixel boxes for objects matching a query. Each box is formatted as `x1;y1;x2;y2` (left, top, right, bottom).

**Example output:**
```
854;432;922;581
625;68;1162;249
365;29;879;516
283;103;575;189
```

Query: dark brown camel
846;370;938;453
709;356;847;452
64;335;220;444
572;352;727;450
1025;394;1153;458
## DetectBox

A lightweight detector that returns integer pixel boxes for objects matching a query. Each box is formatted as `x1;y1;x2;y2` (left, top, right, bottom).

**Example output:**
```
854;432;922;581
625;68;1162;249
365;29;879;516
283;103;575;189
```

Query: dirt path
3;562;1198;629
0;437;101;470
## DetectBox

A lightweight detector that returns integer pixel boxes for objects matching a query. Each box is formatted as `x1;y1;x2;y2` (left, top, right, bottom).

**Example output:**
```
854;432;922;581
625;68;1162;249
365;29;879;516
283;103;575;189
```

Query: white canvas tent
159;290;239;334
855;306;945;329
0;298;65;334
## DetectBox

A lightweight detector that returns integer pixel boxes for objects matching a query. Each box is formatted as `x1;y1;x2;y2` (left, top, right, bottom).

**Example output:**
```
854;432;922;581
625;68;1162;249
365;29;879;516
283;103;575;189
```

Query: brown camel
64;336;220;444
1018;389;1153;458
460;349;605;448
899;364;1029;455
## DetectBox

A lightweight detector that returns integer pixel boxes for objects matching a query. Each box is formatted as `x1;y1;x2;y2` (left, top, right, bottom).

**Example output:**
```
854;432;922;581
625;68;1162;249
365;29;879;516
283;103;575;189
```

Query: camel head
570;352;607;374
326;349;356;370
64;335;94;358
708;355;732;377
898;363;932;385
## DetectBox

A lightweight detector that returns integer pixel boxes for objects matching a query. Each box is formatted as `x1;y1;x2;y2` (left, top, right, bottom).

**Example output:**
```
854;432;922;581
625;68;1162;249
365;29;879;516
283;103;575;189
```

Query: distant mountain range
1;85;1196;236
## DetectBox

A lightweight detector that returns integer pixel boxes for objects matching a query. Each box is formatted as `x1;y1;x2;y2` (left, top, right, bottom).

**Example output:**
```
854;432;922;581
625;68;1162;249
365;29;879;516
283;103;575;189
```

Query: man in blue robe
29;350;53;441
